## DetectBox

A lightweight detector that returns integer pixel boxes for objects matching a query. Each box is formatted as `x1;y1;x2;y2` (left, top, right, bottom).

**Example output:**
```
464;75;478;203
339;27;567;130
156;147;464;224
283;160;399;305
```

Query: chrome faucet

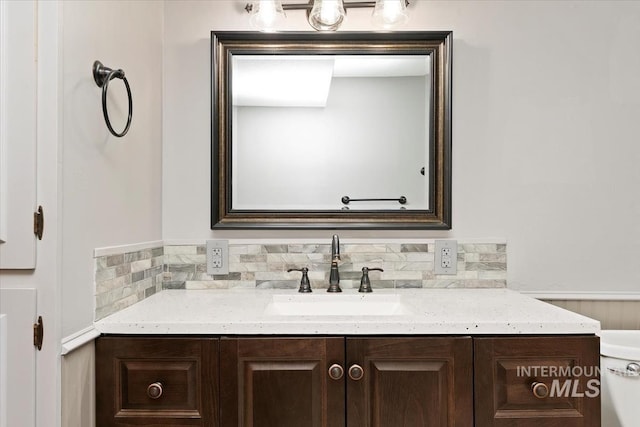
327;234;342;292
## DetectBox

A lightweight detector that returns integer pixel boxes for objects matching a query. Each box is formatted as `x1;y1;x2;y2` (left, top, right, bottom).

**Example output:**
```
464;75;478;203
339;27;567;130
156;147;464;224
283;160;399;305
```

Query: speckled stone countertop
94;288;600;335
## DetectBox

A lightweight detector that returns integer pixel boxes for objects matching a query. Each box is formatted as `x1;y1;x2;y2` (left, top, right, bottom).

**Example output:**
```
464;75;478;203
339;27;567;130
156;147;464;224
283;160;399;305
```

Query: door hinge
34;205;44;240
33;316;43;351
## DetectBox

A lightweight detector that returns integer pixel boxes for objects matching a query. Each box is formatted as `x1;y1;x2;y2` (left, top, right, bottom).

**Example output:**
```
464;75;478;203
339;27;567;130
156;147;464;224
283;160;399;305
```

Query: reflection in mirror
211;32;452;229
232;55;431;211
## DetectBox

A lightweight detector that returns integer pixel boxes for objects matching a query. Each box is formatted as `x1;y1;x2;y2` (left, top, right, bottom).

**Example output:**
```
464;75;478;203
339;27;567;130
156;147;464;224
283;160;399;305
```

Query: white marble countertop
94;288;600;335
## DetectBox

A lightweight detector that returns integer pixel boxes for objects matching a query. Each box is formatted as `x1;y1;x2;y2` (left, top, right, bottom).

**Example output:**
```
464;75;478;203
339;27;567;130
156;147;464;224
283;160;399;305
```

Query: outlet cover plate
206;240;229;275
434;240;457;275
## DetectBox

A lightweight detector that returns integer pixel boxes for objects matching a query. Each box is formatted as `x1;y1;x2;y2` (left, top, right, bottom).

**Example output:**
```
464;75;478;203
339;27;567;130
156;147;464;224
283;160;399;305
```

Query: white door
0;1;39;425
0;0;38;269
1;1;59;427
0;289;37;427
0;313;6;427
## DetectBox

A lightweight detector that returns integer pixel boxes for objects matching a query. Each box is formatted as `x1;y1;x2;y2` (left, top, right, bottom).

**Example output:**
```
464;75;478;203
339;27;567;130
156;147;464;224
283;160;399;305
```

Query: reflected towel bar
341;196;407;205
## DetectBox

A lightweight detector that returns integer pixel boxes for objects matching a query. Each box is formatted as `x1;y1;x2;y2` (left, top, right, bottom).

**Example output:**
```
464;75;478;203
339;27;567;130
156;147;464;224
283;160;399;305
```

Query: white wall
61;342;94;427
234;76;427;210
61;0;163;338
163;1;640;294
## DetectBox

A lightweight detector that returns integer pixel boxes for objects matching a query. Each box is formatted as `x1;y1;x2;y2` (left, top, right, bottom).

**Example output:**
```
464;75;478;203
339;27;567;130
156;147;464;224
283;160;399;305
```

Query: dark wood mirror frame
211;31;452;230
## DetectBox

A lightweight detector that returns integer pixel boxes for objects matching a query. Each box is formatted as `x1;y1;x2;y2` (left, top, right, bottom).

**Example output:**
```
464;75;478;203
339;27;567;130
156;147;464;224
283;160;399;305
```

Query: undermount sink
264;293;416;317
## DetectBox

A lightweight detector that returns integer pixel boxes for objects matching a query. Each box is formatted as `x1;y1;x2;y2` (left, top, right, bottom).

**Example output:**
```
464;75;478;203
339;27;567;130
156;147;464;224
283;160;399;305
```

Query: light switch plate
434;240;457;275
206;240;229;275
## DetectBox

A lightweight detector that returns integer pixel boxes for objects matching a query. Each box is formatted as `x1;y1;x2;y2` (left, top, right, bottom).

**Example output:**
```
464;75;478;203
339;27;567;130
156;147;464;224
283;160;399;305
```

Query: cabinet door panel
474;336;600;427
346;337;473;427
121;360;198;410
95;337;218;426
220;337;345;427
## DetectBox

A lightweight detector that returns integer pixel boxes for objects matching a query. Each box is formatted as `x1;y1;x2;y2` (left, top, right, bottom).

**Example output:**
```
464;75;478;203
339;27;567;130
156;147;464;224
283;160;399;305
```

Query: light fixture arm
245;1;408;14
245;0;410;31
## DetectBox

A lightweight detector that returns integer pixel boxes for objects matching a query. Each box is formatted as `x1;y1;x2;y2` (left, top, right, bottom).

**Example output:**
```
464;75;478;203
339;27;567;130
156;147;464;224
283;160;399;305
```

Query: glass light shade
372;0;408;29
249;0;286;32
308;0;346;32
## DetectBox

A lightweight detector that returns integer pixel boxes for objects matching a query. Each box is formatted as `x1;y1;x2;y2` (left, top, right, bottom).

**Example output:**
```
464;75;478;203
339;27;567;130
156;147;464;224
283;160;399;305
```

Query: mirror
211;31;452;229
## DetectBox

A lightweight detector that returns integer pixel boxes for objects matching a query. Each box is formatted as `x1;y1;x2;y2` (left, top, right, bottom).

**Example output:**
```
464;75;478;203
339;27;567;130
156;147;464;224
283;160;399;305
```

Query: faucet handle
288;267;312;293
359;267;383;293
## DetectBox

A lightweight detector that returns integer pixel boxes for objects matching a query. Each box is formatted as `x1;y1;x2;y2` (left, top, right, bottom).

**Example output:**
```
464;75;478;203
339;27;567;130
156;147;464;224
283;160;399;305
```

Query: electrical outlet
434;240;457;275
206;240;229;275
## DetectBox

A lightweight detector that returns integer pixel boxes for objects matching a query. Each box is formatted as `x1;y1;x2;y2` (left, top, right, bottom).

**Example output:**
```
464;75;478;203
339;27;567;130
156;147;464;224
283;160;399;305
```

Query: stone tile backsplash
94;246;164;321
164;242;507;291
95;241;506;320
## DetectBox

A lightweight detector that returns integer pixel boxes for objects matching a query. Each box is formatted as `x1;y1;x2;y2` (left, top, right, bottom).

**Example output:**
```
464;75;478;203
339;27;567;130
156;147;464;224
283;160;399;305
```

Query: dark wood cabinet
346;337;473;427
96;335;600;427
219;337;345;427
96;337;219;426
474;336;600;427
219;336;472;427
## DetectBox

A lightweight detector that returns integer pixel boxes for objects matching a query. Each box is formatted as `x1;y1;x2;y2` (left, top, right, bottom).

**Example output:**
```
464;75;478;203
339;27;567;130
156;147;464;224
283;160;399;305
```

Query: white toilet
599;330;640;427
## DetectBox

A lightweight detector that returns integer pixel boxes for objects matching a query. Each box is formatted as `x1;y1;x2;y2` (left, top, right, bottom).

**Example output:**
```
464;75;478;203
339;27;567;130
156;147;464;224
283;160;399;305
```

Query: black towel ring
93;60;132;138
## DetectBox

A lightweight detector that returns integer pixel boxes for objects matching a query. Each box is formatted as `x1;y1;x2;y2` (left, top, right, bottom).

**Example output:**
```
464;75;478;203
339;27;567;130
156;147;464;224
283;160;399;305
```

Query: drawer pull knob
349;364;364;381
147;382;163;399
531;381;549;399
328;364;344;380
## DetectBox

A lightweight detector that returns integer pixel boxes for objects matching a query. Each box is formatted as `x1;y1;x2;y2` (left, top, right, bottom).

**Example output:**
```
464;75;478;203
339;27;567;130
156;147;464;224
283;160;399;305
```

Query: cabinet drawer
474;336;600;427
96;337;218;426
119;359;198;411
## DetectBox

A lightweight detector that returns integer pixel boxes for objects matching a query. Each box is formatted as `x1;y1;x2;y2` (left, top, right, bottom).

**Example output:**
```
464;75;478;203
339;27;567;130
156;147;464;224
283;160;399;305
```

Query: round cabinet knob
147;382;163;399
328;364;344;380
348;364;364;381
531;381;549;399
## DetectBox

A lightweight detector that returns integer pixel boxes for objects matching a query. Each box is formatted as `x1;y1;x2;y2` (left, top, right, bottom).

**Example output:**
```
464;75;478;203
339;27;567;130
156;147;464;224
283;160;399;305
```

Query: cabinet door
0;0;38;268
474;336;600;427
96;337;219;426
220;337;345;427
346;337;473;427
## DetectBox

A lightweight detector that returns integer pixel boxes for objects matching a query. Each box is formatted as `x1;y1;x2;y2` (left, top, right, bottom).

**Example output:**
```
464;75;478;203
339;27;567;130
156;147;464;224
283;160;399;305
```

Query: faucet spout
328;234;342;293
331;234;340;261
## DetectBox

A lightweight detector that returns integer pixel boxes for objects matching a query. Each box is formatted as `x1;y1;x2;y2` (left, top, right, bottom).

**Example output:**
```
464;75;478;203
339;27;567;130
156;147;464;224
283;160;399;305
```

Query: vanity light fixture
372;0;408;29
245;0;409;32
309;0;346;31
247;0;286;32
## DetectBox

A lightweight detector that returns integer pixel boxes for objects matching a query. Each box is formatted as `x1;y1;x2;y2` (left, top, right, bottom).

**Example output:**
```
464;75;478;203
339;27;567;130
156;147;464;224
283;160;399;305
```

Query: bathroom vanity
94;289;601;427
